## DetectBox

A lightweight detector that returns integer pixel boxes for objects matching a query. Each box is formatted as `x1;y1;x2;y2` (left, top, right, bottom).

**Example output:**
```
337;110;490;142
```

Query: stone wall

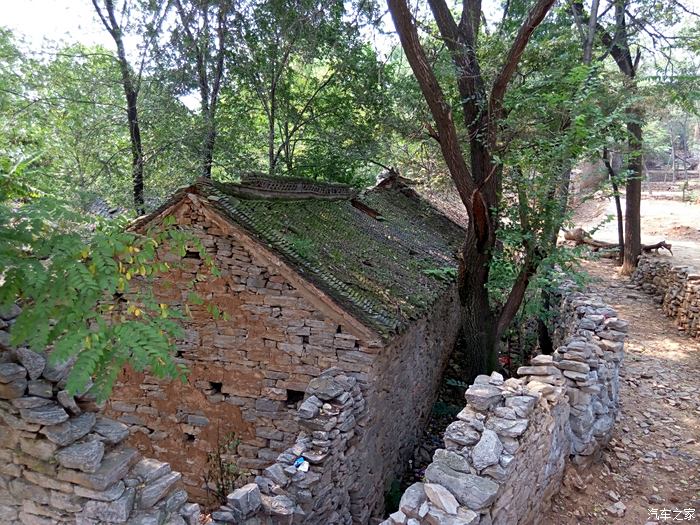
210;368;367;525
0;309;200;525
107;196;386;502
631;255;700;338
379;285;626;525
80;193;460;519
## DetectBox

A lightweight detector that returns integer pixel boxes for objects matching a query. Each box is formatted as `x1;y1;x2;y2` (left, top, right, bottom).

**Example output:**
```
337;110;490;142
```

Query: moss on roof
192;177;465;337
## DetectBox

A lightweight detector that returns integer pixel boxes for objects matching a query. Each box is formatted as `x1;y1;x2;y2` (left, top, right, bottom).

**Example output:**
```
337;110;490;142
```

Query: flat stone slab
75;481;126;502
555;360;590;374
138;471;182;508
56;440;105;473
20;403;69;425
307;376;344;401
42;412;96;446
485;416;529;438
0;363;27;383
58;446;139;491
84;487;135;523
517;365;561;376
131;458;172;483
424;462;499;511
93;416;129;444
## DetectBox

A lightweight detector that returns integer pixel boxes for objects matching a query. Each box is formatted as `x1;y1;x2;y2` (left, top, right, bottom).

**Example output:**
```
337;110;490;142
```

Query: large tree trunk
458;232;498;379
622;119;643;274
388;0;555;377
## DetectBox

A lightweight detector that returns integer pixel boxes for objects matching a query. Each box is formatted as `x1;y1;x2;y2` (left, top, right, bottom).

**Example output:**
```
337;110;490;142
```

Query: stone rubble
0;306;200;525
379;283;626;525
209;367;367;525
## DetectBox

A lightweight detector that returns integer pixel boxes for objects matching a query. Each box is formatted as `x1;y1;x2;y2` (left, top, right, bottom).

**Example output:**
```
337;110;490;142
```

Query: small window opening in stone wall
286;389;305;405
184;432;196;443
210;381;223;394
184;249;201;259
336;325;342;334
301;335;309;344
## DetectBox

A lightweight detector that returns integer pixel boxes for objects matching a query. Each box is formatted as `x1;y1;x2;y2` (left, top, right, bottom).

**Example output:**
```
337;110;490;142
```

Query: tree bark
388;0;556;378
622;119;643;274
92;0;145;215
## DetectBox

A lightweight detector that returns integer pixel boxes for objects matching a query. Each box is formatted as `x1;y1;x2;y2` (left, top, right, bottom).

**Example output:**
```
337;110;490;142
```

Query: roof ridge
207;175;358;201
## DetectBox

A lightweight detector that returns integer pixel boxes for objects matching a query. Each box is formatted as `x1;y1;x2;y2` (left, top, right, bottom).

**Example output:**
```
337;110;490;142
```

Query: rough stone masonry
0;277;625;524
379;283;626;525
0;307;201;525
632;254;700;339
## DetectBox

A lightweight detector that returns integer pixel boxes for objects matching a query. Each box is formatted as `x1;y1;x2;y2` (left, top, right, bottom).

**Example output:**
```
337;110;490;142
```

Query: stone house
106;174;465;516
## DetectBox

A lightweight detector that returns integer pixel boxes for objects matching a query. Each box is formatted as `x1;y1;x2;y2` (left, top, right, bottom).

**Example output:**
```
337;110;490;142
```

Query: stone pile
0;307;199;525
379;285;626;525
632;255;700;339
210;368;367;525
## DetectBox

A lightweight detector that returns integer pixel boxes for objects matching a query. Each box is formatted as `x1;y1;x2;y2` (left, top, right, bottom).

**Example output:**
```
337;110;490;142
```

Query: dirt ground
541;189;700;524
572;192;700;269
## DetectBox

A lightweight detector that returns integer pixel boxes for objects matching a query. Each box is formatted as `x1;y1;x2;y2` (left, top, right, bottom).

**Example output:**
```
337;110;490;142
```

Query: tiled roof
139;175;465;337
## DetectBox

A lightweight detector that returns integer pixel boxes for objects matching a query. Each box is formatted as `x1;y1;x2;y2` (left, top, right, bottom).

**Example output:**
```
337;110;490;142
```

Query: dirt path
572;196;700;269
543;258;700;524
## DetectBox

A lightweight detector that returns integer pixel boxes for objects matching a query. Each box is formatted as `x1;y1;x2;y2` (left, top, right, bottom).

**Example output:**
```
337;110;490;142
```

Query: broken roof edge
369;172;469;235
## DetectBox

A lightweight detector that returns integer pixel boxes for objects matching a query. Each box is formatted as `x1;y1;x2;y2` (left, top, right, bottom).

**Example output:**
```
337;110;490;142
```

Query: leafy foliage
0;156;217;401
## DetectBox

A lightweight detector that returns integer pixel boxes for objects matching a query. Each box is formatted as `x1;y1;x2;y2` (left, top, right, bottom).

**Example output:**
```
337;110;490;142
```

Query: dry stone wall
0;308;200;525
210;368;367;525
108;196;461;518
106;198;386;502
632;255;700;338
380;285;626;525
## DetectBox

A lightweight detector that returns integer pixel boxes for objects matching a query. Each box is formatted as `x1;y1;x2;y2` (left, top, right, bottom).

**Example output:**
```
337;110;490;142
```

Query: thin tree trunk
670;128;677;182
92;0;145;214
268;85;276;176
125;89;145;214
603;147;624;265
622;119;643;274
202;119;217;179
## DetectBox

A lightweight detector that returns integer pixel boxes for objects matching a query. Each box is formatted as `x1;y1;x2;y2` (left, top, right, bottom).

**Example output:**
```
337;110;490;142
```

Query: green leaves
0;157;220;402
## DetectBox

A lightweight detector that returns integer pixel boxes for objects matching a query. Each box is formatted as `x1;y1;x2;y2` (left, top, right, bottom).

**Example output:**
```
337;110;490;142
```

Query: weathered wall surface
106;197;384;502
379;285;626;525
632;255;700;339
107;195;461;516
0;310;200;524
353;286;462;522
